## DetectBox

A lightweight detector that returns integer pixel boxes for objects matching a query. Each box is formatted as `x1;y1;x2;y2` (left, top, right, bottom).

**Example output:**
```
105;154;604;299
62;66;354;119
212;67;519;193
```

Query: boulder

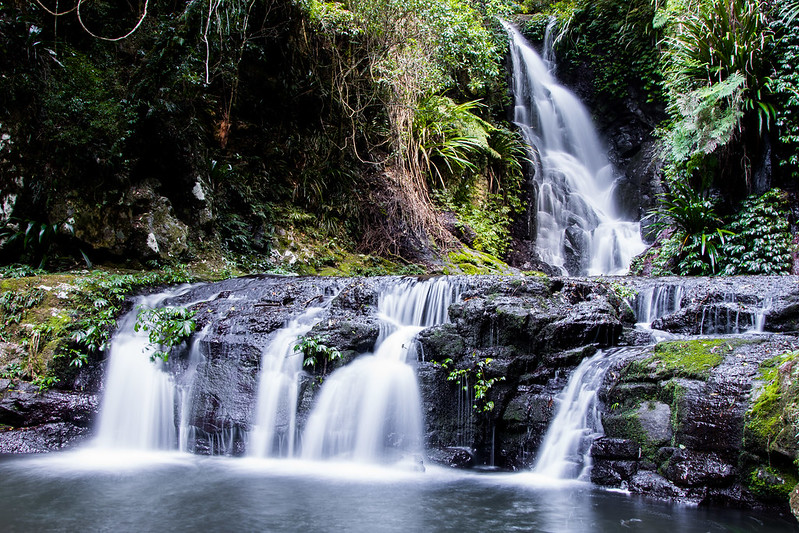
663;449;735;487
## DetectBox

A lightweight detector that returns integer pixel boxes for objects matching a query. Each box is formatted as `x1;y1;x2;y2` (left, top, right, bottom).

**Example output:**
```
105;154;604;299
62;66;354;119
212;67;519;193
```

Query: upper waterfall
505;22;645;275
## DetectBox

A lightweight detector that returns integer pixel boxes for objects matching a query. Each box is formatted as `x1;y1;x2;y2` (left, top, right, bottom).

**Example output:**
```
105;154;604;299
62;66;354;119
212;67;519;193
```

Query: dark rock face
0;382;99;453
417;277;625;468
53;181;191;265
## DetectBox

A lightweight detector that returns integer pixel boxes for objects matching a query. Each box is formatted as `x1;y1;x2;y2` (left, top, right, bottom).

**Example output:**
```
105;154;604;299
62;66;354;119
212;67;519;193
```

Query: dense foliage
0;0;530;272
722;188;794;275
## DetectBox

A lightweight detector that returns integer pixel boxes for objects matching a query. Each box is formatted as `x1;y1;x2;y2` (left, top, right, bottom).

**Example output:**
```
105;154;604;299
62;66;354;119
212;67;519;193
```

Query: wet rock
591;459;638;485
790;484;799;522
636;401;672;447
628;471;688;500
590;437;641;460
663;450;734;487
447;447;476;468
189;338;260;436
0;384;99;428
417;324;466;363
0;384;99;453
0;422;92;453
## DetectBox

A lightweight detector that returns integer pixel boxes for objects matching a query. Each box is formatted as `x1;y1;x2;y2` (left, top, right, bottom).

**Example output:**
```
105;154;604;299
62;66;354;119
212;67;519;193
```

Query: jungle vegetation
0;0;796;277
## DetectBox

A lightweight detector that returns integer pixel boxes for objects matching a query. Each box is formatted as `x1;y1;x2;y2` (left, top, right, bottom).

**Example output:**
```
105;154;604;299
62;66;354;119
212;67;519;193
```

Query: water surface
0;452;795;532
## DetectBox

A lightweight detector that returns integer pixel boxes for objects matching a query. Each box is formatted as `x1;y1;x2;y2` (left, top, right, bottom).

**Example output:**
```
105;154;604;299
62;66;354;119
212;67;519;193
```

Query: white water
248;306;327;458
301;278;460;463
634;284;684;328
505;23;645;275
94;287;193;450
699;295;772;335
533;349;629;480
178;325;209;452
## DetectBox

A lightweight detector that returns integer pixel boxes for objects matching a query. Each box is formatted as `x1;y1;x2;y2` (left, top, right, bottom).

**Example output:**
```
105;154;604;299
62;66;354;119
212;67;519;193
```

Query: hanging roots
34;0;149;42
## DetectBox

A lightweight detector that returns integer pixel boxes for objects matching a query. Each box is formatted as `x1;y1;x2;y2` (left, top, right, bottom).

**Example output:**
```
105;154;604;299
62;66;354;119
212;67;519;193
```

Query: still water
0;451;796;532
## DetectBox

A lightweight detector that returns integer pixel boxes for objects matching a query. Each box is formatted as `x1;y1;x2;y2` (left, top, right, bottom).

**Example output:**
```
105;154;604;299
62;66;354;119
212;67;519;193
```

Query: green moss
663;379;686;436
624;339;746;381
747;465;799;501
602;406;657;458
444;248;513;275
522;270;548;278
744;351;799;453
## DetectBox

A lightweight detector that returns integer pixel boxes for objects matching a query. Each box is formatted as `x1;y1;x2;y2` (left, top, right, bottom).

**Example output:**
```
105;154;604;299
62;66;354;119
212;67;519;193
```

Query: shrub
721;189;794;275
649;179;732;275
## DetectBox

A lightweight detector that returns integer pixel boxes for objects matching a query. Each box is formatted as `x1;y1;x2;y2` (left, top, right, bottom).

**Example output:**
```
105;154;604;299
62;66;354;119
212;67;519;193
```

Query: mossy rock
418;325;467;363
442;248;514;275
747;465;799;501
623;339;745;381
744;351;799;458
603;400;673;461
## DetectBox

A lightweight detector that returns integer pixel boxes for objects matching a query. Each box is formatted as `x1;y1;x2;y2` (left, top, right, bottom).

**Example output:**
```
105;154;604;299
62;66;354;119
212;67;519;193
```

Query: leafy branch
433;356;505;412
294;334;342;376
134;306;197;362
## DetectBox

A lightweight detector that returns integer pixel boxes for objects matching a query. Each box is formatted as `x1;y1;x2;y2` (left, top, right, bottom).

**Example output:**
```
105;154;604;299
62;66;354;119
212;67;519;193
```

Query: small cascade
533;348;632;480
94;287;193;450
542;17;558;72
504;22;645;275
248;306;328;458
699;295;772;335
177;325;209;453
456;374;476;448
301;278;460;463
633;284;684;327
753;298;772;332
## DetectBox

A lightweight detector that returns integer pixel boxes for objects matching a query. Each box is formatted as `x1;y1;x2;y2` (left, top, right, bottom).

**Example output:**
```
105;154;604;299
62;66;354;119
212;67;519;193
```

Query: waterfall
699;295;773;335
94;287;194;450
633;284;684;328
505;22;645;275
177;325;209;453
301;278;460;463
248;306;328;458
533;349;631;480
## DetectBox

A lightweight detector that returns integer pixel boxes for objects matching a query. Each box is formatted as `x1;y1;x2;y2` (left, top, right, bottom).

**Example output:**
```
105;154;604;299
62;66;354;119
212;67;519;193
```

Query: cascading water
533;348;636;480
178;325;209;453
94;287;193;450
633;284;684;328
301;278;460;463
699;295;772;335
505;22;645;275
248;306;328;458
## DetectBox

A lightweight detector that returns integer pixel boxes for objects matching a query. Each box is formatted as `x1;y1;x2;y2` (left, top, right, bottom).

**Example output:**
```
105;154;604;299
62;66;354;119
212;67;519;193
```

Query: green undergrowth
623;339;747;381
0;267;196;391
